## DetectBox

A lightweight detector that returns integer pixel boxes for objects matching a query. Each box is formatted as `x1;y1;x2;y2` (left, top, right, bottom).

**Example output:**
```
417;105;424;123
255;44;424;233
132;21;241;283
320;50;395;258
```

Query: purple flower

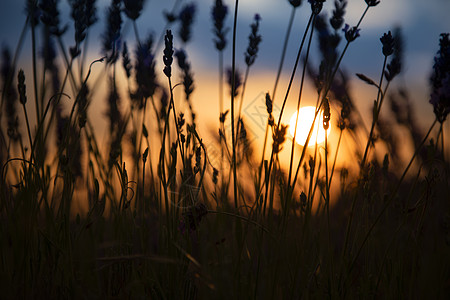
330;0;347;30
212;0;229;51
178;3;197;43
308;0;326;15
163;30;174;78
39;0;66;36
244;14;262;67
102;0;122;63
134;35;158;104
343;23;360;42
175;49;195;101
380;31;394;57
430;33;450;123
123;0;145;21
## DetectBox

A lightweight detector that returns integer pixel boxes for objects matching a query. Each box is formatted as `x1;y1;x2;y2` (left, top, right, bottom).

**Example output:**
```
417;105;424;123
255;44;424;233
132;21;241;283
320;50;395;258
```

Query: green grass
0;0;449;298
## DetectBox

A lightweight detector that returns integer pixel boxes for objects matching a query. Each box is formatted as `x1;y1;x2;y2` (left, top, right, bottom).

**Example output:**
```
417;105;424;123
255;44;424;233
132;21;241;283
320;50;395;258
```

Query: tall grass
0;0;449;298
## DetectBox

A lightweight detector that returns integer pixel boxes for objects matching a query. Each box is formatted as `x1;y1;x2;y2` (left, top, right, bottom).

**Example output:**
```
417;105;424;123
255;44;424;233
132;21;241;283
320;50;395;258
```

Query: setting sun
289;106;330;147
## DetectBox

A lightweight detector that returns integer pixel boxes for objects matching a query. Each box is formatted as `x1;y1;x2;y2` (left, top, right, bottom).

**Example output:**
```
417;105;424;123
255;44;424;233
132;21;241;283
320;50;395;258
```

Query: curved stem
360;56;388;168
329;128;343;188
345;117;438;283
237;66;250;123
230;0;239;209
261;13;314;214
272;7;296;101
287;15;316;192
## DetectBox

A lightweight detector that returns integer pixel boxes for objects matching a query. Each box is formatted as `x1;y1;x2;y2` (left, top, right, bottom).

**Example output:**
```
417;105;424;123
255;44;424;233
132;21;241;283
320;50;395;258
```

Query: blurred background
1;0;449;175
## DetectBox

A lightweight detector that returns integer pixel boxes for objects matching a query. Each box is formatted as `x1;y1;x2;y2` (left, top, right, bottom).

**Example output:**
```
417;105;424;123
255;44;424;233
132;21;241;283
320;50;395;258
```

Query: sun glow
289;106;330;147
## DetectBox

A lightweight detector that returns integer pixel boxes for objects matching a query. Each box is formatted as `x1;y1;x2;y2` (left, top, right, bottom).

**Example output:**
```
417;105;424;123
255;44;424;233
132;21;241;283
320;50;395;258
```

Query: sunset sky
1;0;449;167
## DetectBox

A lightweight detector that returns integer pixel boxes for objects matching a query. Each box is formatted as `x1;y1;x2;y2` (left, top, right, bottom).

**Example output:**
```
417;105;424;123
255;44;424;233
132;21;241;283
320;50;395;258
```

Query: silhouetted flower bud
123;0;145;21
308;0;326;15
343;24;360;42
330;0;346;30
323;98;331;130
380;31;394;57
178;3;197;43
272;124;288;154
245;14;262;67
365;0;380;7
163;30;174;78
289;0;303;8
265;93;272;114
17;69;27;105
430;33;450;123
212;0;229;51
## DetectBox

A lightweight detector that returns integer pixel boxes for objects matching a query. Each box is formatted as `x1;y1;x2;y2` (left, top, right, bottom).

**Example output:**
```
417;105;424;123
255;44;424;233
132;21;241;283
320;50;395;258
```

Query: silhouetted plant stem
168;78;185;167
259;6;301;197
0;18;28;120
80;31;91;81
257;122;269;197
218;50;225;190
329;128;343;187
345;117;438;286
21;102;34;162
30;22;40;123
272;6;296;101
42;57;75;145
340;65;390;280
219;51;224;116
155;0;182;53
56;37;78;94
361;56;388;168
324;5;370;97
237;66;250;122
231;0;239;209
287;15;316;197
442;125;445;161
261;12;314;215
324;127;335;293
290;5;373;191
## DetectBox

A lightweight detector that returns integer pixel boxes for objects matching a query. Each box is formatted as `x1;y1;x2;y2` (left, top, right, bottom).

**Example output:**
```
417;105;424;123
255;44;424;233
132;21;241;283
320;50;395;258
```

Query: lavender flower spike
212;0;229;51
245;14;262;67
343;24;360;42
163;30;174;78
430;33;450;123
178;3;197;43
